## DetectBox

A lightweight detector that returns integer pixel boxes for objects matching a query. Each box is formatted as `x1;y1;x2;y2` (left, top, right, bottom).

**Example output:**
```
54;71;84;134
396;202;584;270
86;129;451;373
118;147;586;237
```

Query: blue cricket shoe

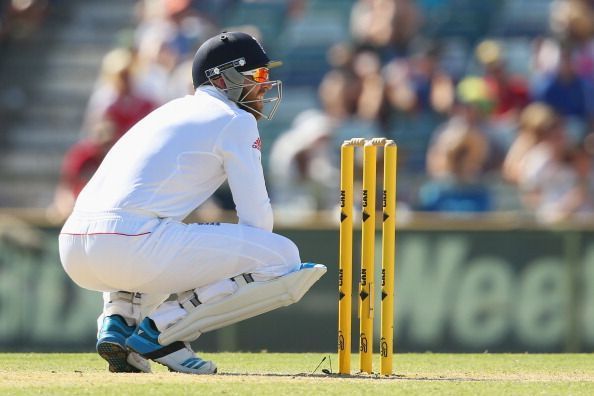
96;315;151;373
126;317;217;374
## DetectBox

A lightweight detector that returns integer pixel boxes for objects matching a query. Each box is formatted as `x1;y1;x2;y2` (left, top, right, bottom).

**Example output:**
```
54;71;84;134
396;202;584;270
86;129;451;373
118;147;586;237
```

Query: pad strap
108;291;142;305
178;274;254;310
231;273;254;287
178;291;202;311
142;341;186;360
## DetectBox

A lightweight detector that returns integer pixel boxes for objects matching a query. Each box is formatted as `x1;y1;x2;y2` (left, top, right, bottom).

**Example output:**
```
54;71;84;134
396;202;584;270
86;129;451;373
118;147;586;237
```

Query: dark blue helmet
192;32;281;88
191;31;283;120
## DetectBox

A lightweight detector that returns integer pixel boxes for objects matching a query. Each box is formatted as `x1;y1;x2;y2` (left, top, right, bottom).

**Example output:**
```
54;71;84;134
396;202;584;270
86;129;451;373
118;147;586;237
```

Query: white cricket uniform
58;86;300;328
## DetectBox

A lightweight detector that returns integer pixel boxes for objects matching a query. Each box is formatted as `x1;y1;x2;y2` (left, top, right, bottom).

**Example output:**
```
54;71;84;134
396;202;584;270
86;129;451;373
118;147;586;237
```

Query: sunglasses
241;67;270;83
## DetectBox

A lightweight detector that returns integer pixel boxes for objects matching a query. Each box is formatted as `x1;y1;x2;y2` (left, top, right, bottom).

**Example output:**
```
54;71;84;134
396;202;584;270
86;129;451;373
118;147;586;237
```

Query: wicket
338;137;397;376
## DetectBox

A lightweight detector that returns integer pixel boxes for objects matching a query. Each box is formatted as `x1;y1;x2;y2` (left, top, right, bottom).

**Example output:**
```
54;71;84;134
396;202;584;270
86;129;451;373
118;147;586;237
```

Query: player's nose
259;82;272;93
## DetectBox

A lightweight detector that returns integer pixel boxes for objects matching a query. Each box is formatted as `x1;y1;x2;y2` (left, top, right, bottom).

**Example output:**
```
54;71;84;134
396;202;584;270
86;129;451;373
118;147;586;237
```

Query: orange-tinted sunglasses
241;67;269;83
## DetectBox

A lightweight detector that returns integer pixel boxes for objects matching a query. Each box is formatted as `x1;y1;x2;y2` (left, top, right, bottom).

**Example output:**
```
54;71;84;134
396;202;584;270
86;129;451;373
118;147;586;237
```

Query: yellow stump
359;140;377;374
338;141;354;375
380;141;397;376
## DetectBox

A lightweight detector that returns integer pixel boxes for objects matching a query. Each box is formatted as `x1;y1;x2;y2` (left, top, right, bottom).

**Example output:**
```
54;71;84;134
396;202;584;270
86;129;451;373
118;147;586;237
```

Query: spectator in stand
134;33;180;104
418;116;492;212
504;102;594;222
161;0;215;58
532;37;562;78
429;76;501;171
352;50;389;128
532;46;594;144
131;1;178;103
134;0;218;68
550;0;594;46
420;78;495;213
473;39;531;159
268;110;338;217
384;41;454;116
475;40;530;121
507;108;592;223
550;0;594;80
381;41;454;170
578;132;594;219
318;67;362;122
561;144;594;222
350;0;423;59
104;55;158;139
318;50;385;142
83;48;157;139
51;119;117;219
0;0;49;43
268;48;385;216
166;56;194;99
503;102;559;185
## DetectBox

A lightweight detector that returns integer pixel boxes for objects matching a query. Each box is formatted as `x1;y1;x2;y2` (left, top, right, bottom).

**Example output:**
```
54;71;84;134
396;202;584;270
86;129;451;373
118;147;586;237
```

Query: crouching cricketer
58;31;326;374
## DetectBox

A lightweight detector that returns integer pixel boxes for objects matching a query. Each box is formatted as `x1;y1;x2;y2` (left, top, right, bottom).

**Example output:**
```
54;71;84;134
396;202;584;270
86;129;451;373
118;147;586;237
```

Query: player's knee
276;235;300;271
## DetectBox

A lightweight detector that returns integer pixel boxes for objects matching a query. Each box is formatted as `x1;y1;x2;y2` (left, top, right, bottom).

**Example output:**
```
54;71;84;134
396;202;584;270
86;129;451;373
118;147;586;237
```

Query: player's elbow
258;209;274;232
238;206;273;232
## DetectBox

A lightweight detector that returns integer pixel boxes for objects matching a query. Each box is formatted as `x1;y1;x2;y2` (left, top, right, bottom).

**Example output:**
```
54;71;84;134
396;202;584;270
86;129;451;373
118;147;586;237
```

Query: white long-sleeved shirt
73;86;273;231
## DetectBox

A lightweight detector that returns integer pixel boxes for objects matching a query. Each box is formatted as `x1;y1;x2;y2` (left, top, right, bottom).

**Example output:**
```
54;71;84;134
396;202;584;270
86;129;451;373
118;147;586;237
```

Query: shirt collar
195;85;238;108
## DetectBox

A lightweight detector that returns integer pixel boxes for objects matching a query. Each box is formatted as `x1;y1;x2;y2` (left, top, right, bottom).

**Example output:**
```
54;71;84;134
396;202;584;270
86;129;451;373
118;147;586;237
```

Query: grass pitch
1;353;593;395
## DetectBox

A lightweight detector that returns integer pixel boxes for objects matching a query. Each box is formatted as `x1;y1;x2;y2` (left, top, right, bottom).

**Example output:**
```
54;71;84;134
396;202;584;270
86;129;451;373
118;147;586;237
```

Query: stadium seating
0;0;136;207
0;0;556;211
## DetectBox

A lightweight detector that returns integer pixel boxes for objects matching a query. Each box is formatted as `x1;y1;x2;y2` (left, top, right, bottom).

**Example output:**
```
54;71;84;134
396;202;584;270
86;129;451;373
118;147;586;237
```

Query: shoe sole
127;343;217;375
97;341;142;373
166;365;218;374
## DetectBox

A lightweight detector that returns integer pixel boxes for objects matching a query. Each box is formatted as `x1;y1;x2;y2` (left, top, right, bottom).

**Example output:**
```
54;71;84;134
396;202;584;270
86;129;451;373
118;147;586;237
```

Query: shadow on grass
216;372;488;382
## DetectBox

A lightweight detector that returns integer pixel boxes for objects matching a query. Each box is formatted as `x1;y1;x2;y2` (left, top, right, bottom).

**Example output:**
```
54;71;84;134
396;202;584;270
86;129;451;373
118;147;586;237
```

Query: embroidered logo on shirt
252;137;262;151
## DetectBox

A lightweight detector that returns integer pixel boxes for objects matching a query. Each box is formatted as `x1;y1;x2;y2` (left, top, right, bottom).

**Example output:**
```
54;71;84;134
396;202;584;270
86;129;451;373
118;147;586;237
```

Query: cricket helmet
192;32;283;120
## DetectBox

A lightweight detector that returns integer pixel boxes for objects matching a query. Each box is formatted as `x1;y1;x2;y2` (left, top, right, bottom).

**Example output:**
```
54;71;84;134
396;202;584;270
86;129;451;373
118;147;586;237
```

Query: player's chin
241;103;264;119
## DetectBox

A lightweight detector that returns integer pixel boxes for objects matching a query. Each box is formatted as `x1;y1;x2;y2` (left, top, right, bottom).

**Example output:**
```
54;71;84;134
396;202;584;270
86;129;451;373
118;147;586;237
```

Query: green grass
1;353;594;395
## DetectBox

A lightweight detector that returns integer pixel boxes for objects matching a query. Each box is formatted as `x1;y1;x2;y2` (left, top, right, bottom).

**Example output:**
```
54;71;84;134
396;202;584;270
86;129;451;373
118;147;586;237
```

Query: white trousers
59;211;301;329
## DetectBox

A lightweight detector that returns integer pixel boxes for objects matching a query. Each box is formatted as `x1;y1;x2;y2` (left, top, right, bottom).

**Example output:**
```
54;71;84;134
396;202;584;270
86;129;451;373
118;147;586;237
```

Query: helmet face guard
205;58;282;120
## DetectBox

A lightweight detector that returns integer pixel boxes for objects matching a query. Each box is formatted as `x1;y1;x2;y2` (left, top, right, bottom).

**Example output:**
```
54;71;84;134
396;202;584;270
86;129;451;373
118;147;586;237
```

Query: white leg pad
98;291;169;331
158;264;326;345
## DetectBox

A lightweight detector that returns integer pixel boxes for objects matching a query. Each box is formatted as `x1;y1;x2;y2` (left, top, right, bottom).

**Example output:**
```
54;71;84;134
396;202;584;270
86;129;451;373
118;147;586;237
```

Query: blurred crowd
52;0;225;217
268;0;594;223
0;0;55;46
53;0;594;224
